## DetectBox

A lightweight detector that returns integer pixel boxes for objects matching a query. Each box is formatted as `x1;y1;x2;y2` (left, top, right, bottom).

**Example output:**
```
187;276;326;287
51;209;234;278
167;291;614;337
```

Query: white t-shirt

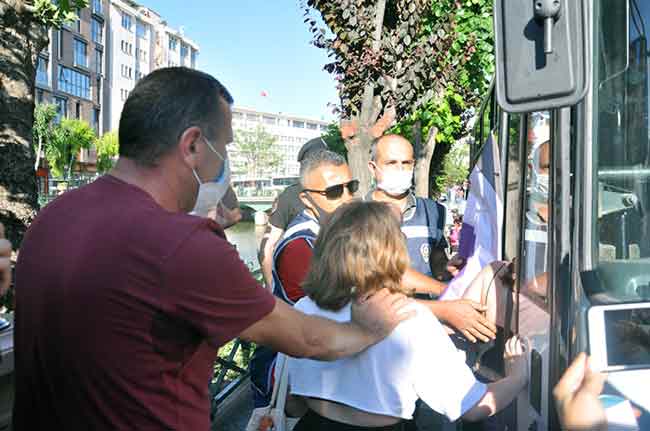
287;298;487;421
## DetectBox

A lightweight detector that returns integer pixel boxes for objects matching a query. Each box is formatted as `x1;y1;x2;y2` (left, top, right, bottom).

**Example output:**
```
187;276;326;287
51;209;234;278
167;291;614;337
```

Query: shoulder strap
268;353;286;408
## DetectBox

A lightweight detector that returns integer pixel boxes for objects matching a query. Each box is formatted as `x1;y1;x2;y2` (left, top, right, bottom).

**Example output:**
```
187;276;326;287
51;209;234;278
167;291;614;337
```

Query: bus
475;0;650;429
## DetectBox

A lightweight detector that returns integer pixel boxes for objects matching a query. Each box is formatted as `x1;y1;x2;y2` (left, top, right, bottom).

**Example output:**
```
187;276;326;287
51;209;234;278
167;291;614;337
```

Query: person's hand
443;299;497;342
208;202;242;229
553;353;607;431
0;223;11;297
351;289;415;339
504;335;528;385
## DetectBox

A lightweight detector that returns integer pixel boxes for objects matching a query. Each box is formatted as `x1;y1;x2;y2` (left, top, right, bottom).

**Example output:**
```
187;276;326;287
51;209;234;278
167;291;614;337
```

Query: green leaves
31;0;89;28
95;132;119;174
232;126;282;179
46;119;94;178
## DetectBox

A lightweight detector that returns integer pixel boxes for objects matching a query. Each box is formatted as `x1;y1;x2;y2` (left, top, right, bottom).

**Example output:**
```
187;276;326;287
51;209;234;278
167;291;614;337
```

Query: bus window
521;112;551;308
593;0;650;303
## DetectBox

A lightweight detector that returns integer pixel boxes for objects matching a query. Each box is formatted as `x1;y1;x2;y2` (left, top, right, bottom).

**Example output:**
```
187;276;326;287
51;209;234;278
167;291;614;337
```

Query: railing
38;174;100;207
209;264;262;419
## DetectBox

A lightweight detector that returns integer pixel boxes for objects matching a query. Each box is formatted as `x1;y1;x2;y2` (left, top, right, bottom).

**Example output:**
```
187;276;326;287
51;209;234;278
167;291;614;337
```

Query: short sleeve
277;239;312;303
163;227;276;348
409;310;486;421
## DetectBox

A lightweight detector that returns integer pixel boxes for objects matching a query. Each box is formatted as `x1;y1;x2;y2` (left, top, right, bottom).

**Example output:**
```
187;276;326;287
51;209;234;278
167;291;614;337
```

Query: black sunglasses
303;180;359;200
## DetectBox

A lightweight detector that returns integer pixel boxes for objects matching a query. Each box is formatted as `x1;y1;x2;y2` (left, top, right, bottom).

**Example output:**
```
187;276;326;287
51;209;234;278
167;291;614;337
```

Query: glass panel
92;0;102;14
503;114;522;263
593;0;650;302
136;21;148;39
36;56;48;86
74;39;87;67
521;111;551;308
92;18;103;44
95;49;102;74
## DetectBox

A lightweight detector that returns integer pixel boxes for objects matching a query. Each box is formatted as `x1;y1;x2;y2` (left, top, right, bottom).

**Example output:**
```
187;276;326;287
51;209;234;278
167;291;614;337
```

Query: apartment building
106;0;199;131
231;107;329;181
35;0;109;137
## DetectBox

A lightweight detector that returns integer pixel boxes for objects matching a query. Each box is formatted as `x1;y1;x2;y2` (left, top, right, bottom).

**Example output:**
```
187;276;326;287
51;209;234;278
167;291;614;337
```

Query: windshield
593;0;650;302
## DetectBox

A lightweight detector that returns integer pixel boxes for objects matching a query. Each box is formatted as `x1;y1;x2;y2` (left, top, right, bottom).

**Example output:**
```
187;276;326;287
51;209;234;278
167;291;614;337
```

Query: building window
54;97;67;123
292;120;305;128
91;18;103;44
263;116;276;125
136;21;148;39
76;9;81;32
191;49;197;68
75;101;81;119
120;41;133;56
180;43;188;58
307;122;318;130
246;114;259;122
57;65;90;99
120;89;129;101
95;49;102;75
135;70;143;81
92;0;102;14
121;12;131;31
57;30;63;59
95;78;101;104
36;89;44;104
73;39;87;67
168;37;177;51
93;108;100;134
120;65;133;79
36;56;48;86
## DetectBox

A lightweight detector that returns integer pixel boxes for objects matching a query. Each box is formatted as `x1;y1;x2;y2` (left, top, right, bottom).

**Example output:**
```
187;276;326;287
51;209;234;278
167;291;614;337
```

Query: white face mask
376;167;413;196
191;138;231;216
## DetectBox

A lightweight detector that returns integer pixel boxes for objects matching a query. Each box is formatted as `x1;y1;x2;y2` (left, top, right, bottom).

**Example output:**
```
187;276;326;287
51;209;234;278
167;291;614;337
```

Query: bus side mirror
493;0;590;113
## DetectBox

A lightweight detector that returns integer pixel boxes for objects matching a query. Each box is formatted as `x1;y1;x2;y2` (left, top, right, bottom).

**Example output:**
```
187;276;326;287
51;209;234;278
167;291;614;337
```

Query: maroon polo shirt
13;175;275;430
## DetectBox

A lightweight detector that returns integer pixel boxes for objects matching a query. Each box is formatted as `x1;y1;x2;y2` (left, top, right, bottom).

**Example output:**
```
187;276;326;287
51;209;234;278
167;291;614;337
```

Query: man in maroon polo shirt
13;67;412;430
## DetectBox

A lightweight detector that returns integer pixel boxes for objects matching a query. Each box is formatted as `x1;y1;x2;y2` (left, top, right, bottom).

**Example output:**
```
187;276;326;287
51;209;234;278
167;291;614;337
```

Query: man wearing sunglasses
250;149;358;406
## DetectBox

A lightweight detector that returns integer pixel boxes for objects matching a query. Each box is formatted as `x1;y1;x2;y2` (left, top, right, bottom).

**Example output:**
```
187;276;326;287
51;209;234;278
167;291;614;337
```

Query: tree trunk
345;0;386;196
413;122;438;199
0;0;48;248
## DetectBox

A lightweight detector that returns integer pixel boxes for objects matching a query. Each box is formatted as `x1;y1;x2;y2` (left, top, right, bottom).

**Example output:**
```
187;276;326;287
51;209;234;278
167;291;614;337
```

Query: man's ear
298;191;312;209
179;126;202;167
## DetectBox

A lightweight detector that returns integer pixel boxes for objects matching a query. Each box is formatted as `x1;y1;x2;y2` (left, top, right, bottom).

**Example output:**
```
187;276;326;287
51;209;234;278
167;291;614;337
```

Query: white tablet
588;303;650;373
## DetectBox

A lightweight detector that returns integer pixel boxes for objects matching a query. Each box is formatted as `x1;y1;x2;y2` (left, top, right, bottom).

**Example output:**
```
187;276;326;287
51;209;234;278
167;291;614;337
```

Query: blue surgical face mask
191;137;231;216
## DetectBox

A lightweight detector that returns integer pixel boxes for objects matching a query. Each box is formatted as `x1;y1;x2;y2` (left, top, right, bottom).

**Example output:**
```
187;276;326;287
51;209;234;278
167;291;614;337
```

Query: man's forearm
403;268;446;296
422;299;447;321
296;314;377;361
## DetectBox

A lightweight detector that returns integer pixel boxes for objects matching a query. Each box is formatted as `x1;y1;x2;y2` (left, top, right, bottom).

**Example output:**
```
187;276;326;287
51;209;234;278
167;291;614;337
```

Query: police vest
271;211;320;305
401;197;447;277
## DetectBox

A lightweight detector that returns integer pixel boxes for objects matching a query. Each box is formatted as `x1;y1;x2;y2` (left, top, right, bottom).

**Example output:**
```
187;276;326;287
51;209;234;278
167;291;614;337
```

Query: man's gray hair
299;150;347;188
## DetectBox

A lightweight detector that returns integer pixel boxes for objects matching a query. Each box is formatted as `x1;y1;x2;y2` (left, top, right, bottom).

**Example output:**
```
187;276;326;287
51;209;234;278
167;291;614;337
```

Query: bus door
498;110;554;431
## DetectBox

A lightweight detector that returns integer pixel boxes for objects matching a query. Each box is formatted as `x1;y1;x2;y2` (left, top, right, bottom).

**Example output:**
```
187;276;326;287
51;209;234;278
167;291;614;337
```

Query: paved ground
212;378;254;431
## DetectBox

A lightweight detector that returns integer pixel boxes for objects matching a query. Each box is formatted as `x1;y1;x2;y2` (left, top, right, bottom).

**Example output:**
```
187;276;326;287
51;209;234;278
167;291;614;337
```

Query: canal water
224;222;265;270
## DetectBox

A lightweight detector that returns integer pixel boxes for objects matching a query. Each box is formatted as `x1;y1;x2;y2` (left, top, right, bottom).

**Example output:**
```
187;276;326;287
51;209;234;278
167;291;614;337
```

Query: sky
150;0;338;122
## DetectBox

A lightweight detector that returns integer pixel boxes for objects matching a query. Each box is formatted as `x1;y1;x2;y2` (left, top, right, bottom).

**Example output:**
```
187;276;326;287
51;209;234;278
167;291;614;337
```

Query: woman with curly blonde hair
286;200;528;430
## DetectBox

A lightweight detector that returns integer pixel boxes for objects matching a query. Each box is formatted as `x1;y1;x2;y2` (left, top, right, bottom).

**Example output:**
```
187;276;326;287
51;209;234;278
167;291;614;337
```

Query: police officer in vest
366;135;450;287
367;134;496;431
250;150;358;407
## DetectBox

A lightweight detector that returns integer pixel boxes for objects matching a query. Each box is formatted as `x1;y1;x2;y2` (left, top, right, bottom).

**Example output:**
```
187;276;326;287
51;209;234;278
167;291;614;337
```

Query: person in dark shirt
258;137;328;289
12;67;412;430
